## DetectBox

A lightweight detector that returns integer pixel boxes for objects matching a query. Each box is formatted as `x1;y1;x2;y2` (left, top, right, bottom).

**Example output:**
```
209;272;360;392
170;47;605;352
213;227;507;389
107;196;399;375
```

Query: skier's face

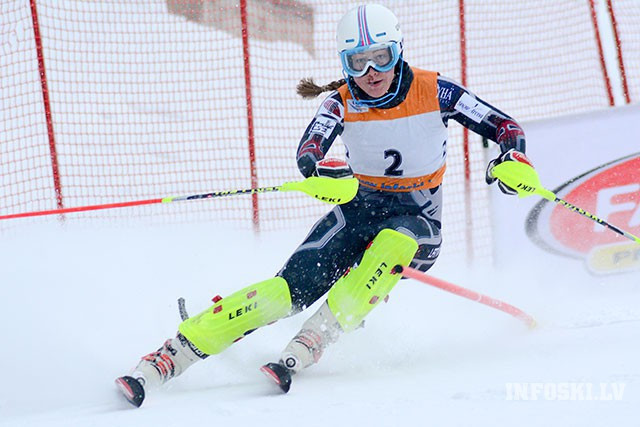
353;67;395;99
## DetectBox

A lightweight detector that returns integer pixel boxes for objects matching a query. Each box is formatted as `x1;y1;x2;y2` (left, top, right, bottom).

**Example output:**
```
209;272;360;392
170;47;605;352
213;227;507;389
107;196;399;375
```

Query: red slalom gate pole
0;186;279;221
397;266;536;328
0;198;163;221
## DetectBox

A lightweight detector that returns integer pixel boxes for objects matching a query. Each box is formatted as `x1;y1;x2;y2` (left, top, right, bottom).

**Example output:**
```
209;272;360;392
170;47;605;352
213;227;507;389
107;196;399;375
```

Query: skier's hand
486;149;533;195
314;158;353;179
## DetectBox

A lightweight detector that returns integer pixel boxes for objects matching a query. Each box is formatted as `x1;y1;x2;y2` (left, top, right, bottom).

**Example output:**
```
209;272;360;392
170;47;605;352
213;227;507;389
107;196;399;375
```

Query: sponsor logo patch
309;118;336;138
322;98;342;118
438;86;453;102
454;92;490;123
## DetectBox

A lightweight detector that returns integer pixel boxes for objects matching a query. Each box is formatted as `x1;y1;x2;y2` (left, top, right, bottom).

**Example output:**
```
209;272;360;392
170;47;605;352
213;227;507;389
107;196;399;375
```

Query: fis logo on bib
526;153;640;275
347;99;369;113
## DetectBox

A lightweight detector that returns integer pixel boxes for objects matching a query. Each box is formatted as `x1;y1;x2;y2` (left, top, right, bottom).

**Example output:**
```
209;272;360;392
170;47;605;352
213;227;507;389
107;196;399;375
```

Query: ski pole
491;161;640;245
0;176;359;221
395;266;537;328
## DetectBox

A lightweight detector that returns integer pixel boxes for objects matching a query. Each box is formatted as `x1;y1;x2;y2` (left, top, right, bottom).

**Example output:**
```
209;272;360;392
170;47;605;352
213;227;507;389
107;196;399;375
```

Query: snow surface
1;216;639;426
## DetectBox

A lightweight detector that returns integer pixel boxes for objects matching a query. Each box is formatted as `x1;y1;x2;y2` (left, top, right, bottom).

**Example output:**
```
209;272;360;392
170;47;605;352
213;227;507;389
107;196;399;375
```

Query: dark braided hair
296;77;346;99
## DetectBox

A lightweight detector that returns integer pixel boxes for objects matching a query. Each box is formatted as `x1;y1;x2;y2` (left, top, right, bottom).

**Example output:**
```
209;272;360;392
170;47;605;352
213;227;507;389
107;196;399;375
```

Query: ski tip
260;362;292;393
115;375;146;408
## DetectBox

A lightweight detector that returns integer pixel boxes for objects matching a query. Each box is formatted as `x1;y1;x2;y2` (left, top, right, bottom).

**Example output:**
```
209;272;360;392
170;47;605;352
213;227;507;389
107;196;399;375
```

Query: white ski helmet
336;4;403;53
336;4;403;77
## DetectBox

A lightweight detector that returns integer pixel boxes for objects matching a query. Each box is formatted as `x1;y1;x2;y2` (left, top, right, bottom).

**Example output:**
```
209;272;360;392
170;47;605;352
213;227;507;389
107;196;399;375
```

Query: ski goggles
340;41;401;77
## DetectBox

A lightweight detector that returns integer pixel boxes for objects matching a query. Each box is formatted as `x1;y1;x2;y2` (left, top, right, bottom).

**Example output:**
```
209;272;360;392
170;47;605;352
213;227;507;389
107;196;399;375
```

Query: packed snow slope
1;210;639;426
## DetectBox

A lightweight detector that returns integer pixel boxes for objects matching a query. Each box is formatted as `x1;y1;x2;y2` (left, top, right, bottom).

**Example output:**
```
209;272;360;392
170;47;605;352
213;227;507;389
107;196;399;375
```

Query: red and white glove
495;119;526;152
314;158;353;179
485;149;533;195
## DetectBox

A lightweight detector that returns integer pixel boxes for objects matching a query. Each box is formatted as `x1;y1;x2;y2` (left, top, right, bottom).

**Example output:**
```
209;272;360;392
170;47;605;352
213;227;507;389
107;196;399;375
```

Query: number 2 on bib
384;149;403;176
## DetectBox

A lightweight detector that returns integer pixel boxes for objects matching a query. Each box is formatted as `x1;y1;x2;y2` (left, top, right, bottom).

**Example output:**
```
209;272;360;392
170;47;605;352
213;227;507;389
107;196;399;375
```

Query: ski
260;362;292;393
115;375;146;408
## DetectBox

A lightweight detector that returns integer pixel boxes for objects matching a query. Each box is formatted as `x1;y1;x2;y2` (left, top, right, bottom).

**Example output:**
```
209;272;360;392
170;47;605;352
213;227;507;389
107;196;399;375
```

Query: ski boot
116;333;207;407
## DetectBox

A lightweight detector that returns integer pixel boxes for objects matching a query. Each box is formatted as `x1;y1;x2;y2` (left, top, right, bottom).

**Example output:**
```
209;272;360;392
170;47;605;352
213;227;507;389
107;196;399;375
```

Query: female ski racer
116;3;532;406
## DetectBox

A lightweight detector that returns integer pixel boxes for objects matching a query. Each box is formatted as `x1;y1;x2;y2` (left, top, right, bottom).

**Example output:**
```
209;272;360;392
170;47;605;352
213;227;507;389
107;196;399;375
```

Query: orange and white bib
337;68;448;192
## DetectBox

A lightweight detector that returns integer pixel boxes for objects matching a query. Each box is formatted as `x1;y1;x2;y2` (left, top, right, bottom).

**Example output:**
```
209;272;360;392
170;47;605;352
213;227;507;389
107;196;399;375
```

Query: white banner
490;104;640;276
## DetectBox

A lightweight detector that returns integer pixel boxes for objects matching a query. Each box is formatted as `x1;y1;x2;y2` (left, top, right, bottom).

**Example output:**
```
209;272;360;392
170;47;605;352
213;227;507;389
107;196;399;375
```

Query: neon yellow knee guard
178;277;292;355
327;229;418;332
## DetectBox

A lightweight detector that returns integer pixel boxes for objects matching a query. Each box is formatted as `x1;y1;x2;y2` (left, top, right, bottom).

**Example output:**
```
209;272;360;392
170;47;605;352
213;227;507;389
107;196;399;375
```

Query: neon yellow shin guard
178;277;292;355
327;229;418;333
